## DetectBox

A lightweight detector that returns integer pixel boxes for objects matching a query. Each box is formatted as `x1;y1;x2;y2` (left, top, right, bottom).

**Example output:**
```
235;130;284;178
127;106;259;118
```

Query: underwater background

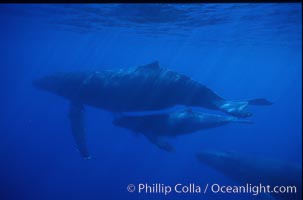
0;3;302;200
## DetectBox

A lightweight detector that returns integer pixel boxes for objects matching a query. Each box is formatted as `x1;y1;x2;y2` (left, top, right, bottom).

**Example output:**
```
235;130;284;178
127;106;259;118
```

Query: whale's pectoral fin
145;134;175;152
218;101;251;118
68;102;90;159
218;98;273;118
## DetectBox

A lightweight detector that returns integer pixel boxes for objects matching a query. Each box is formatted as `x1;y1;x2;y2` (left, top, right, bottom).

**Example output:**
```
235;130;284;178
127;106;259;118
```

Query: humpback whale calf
197;150;302;200
113;109;252;152
33;61;272;158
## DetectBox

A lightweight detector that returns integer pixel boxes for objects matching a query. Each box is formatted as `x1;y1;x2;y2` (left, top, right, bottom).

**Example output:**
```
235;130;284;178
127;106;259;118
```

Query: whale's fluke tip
248;98;273;105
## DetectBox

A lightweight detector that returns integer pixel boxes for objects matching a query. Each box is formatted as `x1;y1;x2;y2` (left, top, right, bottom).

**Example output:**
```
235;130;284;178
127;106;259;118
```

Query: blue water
0;3;302;200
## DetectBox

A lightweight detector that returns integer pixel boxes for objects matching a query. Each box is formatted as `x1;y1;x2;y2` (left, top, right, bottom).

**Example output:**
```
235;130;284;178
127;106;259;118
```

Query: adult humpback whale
33;61;272;158
197;150;302;200
113;109;252;152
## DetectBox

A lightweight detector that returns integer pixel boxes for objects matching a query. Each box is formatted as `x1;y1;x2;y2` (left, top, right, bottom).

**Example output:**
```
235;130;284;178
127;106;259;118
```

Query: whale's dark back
34;63;222;112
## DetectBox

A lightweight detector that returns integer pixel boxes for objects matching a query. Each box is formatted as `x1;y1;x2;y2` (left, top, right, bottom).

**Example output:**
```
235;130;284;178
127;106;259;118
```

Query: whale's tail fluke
248;98;273;106
218;98;273;118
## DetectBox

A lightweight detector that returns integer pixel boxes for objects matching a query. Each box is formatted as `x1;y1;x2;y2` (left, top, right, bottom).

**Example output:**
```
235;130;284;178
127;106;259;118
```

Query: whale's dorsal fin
68;101;90;159
138;61;160;70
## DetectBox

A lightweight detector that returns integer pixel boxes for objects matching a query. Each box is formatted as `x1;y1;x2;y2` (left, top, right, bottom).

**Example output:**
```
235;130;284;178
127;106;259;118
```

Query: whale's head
33;72;90;98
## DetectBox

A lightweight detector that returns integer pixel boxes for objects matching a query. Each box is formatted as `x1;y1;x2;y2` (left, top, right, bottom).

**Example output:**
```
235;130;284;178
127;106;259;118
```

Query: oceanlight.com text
126;183;297;196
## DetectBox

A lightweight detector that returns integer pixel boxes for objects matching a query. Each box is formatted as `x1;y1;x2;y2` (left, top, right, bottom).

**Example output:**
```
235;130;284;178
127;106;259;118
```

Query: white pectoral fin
219;100;251;118
69;102;90;159
145;134;175;152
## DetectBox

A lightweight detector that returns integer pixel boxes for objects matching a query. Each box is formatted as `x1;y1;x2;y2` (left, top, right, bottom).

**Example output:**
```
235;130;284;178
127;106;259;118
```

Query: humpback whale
33;61;272;158
197;150;302;200
113;109;252;152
